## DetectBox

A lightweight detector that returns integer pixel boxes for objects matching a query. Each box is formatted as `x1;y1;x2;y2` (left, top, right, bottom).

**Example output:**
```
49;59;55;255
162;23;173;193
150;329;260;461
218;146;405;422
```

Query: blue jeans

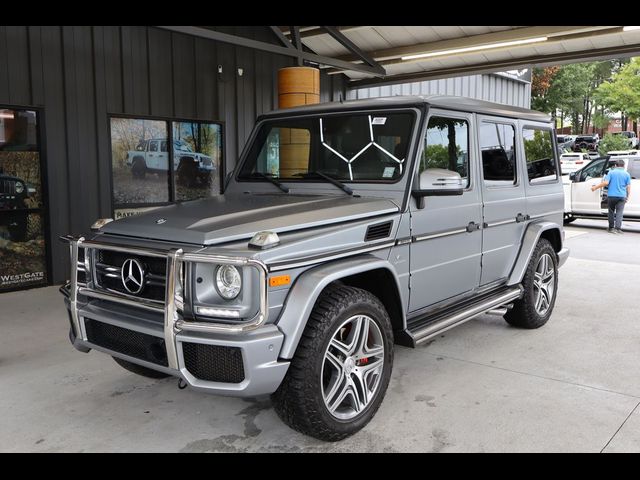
608;196;626;229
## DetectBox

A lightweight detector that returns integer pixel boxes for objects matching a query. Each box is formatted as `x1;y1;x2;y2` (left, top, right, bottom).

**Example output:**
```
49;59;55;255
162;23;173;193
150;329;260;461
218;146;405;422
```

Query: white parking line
564;229;588;239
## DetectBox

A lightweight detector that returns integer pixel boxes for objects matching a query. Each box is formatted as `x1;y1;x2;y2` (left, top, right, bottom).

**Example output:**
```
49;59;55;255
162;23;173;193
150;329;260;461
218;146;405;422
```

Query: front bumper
60;236;289;397
62;293;289;396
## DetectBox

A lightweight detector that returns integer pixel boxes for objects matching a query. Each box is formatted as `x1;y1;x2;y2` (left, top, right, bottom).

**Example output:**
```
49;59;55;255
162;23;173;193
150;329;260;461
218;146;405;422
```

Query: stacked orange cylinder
277;67;320;178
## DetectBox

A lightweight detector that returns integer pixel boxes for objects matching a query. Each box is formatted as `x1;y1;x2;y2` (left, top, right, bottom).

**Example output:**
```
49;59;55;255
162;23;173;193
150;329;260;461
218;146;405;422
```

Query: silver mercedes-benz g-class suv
61;96;569;441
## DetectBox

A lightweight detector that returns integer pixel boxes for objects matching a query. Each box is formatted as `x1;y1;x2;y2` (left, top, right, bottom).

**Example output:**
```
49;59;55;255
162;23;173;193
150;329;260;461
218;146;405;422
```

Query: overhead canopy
279;26;640;86
161;26;640;87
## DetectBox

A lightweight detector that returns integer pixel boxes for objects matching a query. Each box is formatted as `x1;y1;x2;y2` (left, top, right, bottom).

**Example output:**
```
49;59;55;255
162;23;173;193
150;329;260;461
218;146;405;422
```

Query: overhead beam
322;26;384;70
279;26;362;38
348;42;640;88
157;25;386;77
269;26;297;50
332;26;622;64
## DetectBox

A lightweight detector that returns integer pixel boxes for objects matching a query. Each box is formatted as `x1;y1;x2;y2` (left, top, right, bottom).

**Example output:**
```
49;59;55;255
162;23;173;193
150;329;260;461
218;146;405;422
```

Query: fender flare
507;221;564;286
276;254;405;359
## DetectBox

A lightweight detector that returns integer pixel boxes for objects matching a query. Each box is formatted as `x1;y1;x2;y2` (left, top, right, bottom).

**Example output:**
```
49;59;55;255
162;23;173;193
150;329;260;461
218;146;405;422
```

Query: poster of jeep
0;109;47;291
110;117;221;211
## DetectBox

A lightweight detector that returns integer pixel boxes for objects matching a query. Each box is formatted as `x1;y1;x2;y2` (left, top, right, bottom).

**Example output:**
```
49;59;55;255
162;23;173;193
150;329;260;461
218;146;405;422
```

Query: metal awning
160;26;640;87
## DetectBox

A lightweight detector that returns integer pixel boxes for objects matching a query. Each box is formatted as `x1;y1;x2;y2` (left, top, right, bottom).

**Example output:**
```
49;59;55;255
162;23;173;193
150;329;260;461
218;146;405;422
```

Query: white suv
563;155;640;224
560;152;591;175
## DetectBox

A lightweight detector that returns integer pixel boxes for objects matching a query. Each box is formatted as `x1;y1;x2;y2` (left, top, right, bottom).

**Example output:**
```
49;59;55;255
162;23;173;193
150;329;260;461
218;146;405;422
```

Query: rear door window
523;128;557;184
480;122;517;186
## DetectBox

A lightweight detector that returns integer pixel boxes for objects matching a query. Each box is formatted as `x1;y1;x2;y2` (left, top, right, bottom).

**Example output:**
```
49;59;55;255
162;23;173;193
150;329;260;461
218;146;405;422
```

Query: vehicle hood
101;193;400;245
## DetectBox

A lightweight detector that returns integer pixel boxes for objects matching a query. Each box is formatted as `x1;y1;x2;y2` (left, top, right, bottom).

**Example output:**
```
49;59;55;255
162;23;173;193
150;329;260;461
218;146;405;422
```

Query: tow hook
178;378;188;390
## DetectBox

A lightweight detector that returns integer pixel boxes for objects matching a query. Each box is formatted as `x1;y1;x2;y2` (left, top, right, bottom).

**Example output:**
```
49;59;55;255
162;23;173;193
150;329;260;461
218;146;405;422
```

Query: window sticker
372;117;387;125
382;166;396;178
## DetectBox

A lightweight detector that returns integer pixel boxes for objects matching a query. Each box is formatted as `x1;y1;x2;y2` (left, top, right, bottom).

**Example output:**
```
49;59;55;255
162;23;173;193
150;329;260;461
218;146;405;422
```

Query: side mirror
569;172;577;181
412;168;464;209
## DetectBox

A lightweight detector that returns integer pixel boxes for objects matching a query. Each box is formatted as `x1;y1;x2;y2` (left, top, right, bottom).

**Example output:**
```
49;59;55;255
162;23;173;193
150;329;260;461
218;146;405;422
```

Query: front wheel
504;238;558;329
271;285;394;442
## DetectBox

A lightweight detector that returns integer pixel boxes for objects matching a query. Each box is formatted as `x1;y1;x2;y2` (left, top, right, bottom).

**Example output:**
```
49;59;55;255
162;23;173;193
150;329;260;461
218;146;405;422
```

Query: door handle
466;221;481;233
515;213;529;223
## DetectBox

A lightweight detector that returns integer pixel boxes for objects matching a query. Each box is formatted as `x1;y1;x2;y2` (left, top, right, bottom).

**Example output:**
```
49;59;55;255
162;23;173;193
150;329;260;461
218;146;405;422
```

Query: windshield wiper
248;172;289;193
306;171;353;196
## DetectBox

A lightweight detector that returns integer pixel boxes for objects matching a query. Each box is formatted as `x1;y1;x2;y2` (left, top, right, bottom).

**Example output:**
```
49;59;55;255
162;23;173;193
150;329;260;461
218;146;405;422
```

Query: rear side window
480;122;516;185
523;128;557;184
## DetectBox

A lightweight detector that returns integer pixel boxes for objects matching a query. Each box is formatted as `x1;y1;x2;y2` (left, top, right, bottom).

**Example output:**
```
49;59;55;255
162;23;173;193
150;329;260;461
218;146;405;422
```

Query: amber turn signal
269;275;291;287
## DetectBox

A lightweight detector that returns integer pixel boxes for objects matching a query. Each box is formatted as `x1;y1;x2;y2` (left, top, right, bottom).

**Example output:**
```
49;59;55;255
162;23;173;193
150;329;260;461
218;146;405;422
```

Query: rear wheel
504;238;558;329
271;285;394;442
131;158;146;179
112;356;171;379
177;160;197;187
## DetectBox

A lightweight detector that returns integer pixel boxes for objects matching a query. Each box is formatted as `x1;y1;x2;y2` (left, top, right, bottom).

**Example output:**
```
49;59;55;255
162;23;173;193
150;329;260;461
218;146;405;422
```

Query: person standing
591;159;631;233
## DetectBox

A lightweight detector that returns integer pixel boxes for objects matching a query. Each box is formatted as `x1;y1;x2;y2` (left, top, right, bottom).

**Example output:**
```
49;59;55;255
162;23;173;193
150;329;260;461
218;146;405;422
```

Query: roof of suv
261;95;551;123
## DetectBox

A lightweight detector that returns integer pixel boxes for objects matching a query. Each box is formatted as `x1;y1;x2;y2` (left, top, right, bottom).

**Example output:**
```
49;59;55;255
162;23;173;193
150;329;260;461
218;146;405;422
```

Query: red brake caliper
357;357;369;366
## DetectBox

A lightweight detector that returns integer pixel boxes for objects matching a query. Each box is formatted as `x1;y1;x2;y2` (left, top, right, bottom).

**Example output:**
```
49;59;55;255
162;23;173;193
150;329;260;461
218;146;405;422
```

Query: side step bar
398;286;523;348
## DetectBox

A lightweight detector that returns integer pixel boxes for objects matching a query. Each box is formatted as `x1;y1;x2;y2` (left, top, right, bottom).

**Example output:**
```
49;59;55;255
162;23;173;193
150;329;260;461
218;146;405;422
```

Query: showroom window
0;107;48;292
109;116;223;219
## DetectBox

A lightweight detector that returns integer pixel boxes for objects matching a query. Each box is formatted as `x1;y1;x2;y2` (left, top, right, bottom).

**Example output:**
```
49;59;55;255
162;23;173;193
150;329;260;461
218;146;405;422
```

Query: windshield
238;111;415;183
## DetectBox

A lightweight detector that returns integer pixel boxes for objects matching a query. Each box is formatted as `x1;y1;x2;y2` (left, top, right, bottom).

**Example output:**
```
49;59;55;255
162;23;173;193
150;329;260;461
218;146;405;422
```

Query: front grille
201;158;212;167
94;250;167;302
1;179;16;195
84;318;168;366
182;342;245;383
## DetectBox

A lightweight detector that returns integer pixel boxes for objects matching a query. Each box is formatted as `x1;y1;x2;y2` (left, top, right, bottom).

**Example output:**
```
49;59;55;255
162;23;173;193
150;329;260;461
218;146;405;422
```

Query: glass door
0;107;48;291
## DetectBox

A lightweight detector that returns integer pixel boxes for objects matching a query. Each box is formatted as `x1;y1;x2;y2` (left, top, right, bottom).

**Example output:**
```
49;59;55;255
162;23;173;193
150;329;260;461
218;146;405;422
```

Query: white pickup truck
125;138;215;186
563;154;640;224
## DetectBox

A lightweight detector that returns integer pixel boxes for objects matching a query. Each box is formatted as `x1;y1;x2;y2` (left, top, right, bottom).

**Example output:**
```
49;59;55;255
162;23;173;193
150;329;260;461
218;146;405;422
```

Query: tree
531;61;616;133
595;57;640;132
597;133;631;155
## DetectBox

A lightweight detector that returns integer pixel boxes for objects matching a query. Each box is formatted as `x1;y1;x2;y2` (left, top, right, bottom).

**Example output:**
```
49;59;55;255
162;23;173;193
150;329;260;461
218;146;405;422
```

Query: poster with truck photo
0;109;47;291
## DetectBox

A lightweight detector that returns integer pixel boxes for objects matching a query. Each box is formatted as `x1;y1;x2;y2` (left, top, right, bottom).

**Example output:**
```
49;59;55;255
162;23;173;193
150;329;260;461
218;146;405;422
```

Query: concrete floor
1;218;639;452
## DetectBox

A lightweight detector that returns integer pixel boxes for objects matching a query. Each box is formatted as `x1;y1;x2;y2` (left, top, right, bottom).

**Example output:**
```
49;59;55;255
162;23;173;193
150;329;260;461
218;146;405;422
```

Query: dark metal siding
0;26;347;284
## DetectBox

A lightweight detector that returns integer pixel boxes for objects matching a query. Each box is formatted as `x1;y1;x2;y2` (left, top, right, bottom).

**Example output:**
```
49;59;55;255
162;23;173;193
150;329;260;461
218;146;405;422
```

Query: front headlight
14;182;24;194
215;265;242;300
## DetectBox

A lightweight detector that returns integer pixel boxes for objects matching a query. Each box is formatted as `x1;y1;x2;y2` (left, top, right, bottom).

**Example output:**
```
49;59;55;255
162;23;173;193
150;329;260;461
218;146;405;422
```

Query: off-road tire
177;159;197;187
271;284;394;442
112;356;171;379
7;213;28;242
132;158;146;179
504;238;558;329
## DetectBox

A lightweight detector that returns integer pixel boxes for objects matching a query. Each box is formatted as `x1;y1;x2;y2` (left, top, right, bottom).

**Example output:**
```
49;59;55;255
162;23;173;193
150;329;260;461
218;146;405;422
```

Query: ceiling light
401;36;549;61
623;26;640;32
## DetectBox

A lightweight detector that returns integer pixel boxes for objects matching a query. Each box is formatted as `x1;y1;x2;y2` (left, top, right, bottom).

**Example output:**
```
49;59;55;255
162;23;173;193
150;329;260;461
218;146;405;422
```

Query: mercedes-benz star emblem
156;218;167;225
121;258;145;294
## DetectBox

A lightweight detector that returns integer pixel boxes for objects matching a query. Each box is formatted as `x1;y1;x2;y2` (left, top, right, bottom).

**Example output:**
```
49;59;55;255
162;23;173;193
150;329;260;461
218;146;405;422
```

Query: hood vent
365;221;393;242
